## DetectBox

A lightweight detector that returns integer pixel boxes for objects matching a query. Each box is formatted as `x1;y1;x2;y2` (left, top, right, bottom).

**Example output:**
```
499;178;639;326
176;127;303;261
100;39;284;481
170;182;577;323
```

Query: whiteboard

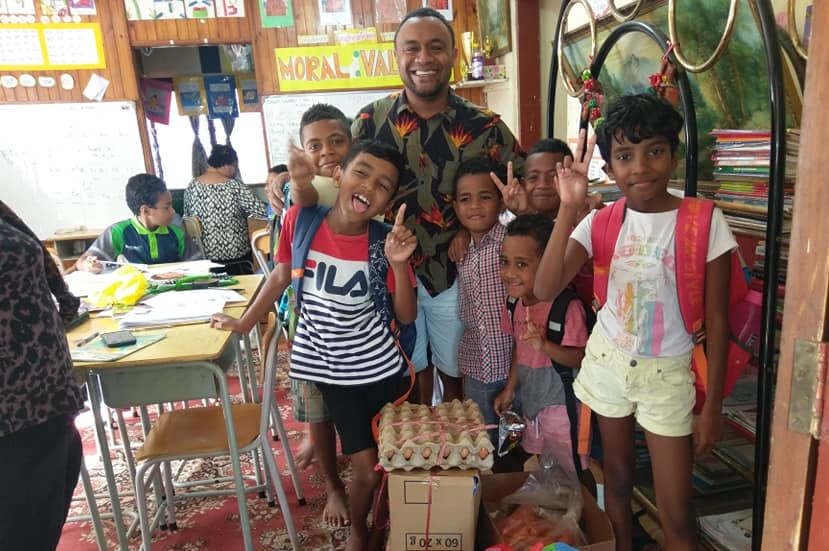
0;101;146;238
262;90;396;167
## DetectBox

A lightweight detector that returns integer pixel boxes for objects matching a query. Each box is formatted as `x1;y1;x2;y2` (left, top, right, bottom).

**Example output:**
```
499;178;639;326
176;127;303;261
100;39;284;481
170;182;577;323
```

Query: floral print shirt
352;90;525;295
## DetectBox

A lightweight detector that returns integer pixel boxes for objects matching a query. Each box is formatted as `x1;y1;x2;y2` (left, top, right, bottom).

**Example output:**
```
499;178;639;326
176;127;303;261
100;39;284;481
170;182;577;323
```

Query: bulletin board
0;101;146;238
262;89;395;166
0;23;106;71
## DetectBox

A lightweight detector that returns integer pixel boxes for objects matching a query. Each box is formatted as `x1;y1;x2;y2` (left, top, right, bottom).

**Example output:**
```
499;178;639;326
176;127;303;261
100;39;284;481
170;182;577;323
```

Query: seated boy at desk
211;140;417;550
75;174;202;273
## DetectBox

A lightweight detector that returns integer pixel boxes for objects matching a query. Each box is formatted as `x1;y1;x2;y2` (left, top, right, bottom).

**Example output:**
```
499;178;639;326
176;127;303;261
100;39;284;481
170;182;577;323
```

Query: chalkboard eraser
54;225;88;235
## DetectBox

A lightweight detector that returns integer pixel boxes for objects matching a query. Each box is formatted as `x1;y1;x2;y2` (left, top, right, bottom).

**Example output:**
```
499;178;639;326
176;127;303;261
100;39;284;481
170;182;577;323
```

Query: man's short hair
394;7;455;49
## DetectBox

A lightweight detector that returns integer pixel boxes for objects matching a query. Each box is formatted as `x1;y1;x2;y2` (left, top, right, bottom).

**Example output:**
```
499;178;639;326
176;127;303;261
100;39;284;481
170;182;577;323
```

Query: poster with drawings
68;0;96;16
318;0;350;26
38;0;69;16
184;0;213;18
2;0;36;14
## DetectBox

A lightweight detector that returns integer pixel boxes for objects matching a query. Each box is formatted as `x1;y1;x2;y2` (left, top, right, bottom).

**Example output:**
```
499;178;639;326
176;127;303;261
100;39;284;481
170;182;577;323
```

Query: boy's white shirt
571;206;737;358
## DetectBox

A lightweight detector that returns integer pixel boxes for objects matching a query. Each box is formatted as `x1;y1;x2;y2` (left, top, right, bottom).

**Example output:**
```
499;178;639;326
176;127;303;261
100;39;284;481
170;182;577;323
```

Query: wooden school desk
67;275;263;550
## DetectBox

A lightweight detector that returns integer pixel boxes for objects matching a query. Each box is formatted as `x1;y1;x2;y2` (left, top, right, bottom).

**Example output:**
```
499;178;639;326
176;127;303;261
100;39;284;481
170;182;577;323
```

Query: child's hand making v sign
554;130;596;214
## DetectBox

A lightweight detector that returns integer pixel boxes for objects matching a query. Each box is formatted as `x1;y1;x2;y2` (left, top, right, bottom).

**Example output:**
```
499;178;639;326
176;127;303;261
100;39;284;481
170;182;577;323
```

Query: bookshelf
43;229;102;270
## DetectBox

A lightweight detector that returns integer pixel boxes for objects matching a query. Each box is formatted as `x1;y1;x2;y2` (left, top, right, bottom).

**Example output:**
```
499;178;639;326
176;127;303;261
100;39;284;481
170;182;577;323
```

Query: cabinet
43;229;102;270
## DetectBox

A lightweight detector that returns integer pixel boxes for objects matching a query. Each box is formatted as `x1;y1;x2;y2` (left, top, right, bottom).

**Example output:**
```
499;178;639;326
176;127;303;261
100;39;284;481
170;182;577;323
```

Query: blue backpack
287;205;417;362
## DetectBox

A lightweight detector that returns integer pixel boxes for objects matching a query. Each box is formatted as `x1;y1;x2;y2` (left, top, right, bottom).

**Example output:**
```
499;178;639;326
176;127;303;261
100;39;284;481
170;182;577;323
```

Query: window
147;93;269;189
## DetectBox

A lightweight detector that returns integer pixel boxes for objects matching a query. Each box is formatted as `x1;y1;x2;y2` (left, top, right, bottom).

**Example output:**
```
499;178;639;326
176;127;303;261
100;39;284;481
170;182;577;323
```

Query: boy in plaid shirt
453;157;513;444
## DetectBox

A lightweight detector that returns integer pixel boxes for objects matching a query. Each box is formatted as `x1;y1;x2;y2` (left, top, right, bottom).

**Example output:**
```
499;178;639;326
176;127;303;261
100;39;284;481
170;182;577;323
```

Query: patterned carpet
57;349;355;551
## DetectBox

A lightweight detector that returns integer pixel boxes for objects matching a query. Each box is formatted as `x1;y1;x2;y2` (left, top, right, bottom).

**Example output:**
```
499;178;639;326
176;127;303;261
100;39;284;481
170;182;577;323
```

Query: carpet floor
57;348;354;551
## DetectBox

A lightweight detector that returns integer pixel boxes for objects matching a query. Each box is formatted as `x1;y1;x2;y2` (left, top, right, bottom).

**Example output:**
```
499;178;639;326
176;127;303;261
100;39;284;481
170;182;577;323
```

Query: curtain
189;115;208;178
149;120;164;181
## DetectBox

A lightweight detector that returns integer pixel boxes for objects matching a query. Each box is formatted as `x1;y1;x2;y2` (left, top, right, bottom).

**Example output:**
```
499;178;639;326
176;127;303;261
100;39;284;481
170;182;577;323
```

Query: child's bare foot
323;488;349;527
295;435;315;470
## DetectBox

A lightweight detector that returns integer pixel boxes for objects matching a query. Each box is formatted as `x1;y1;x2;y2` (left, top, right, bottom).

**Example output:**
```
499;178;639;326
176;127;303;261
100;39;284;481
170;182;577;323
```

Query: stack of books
709;128;799;238
699;509;752;551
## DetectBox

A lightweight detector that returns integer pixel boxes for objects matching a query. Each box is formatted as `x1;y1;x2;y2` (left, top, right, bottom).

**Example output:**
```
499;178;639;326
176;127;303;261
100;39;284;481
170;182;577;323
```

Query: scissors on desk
146;274;240;294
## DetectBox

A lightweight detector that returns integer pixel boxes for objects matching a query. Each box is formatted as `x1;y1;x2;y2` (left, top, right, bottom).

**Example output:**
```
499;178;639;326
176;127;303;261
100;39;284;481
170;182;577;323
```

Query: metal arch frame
667;0;740;73
547;2;790;550
786;0;808;60
556;0;598;97
586;21;699;195
607;0;646;22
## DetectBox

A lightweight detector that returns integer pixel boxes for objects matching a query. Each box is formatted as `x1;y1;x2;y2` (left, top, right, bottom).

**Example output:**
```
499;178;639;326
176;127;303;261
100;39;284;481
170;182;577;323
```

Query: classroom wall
0;2;139;103
0;0;543;163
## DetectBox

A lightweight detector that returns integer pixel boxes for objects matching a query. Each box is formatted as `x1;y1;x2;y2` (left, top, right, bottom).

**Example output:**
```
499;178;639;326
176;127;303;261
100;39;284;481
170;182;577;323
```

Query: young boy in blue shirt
212;140;416;551
452;157;512;445
75;173;201;273
536;94;737;551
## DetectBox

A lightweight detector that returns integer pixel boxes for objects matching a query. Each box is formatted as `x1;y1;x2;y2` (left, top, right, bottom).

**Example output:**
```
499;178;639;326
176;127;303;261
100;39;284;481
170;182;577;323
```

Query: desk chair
181;215;205;259
250;227;272;276
133;316;299;551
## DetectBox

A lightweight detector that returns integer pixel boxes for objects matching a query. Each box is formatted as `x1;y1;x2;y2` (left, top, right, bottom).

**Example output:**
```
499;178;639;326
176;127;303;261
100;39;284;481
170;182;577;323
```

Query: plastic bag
88;265;148;307
493;465;587;550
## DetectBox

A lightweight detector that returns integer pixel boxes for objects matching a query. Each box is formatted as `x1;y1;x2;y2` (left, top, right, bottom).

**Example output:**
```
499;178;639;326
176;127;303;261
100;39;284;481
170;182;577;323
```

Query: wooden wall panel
127;16;252;47
0;0;139;103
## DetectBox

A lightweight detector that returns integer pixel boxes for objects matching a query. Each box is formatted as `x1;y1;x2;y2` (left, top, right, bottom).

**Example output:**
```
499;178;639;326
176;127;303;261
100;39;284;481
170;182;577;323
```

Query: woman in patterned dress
183;144;267;275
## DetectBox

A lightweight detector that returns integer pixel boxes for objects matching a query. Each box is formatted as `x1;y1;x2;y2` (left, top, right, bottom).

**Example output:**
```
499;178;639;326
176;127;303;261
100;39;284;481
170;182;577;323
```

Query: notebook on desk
70;333;166;362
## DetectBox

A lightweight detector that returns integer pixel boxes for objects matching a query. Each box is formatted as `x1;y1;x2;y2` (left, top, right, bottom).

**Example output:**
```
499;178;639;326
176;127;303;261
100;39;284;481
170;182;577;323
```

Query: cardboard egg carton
378;399;494;471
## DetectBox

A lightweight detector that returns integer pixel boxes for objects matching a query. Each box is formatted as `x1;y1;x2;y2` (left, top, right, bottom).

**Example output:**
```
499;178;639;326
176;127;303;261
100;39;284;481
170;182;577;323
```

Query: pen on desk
74;331;99;347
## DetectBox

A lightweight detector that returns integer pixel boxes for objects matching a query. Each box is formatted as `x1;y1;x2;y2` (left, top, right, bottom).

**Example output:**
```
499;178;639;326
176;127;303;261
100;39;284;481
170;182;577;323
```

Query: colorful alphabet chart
0;22;104;70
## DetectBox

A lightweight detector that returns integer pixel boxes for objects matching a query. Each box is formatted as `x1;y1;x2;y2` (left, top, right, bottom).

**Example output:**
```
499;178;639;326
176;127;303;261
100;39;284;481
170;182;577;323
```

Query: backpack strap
507;292;585;477
675;197;714;390
590;198;626;310
545;288;585;478
290;205;330;312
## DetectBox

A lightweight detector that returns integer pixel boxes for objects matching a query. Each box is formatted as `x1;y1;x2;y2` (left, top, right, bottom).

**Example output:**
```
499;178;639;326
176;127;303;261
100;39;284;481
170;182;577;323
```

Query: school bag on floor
506;288;596;477
591;196;753;413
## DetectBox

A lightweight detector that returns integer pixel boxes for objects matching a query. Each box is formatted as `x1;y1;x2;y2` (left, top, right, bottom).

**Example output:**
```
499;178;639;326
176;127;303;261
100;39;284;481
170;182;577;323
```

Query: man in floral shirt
351;7;525;403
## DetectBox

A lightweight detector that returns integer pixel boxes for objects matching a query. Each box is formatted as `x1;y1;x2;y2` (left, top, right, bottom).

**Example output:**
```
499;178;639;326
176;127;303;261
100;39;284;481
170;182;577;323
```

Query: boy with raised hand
452;156;512;445
75;173;201;273
268;103;356;527
212;140;417;550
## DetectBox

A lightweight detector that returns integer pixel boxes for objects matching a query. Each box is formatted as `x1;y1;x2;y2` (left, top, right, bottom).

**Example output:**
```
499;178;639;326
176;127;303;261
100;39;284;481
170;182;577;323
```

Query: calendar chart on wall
0;101;146;238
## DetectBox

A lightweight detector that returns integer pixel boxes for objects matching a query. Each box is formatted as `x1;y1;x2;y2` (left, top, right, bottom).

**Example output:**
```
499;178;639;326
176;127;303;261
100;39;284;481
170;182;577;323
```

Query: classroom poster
275;42;402;92
258;0;293;28
173;75;205;115
39;0;69;17
141;78;173;124
184;0;214;18
203;74;238;119
423;0;452;21
217;0;243;17
333;27;375;45
237;73;258;111
4;0;36;14
152;0;185;19
375;0;404;24
68;0;96;16
318;0;350;27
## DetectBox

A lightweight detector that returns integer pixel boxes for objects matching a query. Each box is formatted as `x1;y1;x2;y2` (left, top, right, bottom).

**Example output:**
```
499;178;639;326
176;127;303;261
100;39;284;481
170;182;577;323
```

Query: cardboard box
477;472;615;551
482;64;506;80
389;469;481;551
